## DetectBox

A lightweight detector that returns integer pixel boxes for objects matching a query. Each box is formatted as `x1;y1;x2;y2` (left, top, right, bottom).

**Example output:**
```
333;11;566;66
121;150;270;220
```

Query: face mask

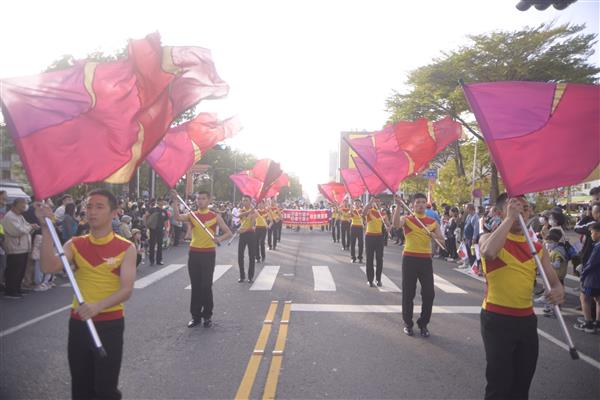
538;217;546;224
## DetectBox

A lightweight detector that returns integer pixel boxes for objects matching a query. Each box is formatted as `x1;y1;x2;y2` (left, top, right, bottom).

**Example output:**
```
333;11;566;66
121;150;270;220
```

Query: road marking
359;267;401;292
312;266;336;291
434;274;467;293
185;265;232;289
235;301;279;400
453;267;486;282
537;329;600;370
290;304;578;315
250;266;280;291
0;304;72;338
263;301;292;400
134;264;186;289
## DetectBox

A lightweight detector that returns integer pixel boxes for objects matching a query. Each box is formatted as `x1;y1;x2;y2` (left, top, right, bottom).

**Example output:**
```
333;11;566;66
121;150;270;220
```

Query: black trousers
340;221;350;249
148;228;164;263
350;226;364;260
238;231;256;280
275;221;282;242
402;256;435;328
188;251;216;319
255;227;267;262
5;253;28;295
365;235;384;283
268;226;277;250
331;219;341;242
68;318;124;400
445;236;457;258
173;224;183;246
480;310;538;400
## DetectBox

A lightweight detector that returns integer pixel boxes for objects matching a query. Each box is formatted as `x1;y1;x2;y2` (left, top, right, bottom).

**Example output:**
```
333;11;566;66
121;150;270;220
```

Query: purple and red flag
463;81;599;195
352;156;387;195
147;114;240;188
265;173;289;198
230;159;283;203
318;182;346;204
339;168;366;199
229;171;263;199
0;32;229;199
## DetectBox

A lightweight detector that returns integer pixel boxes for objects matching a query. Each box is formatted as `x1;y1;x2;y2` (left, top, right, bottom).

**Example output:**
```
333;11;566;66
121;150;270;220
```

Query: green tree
386;23;599;203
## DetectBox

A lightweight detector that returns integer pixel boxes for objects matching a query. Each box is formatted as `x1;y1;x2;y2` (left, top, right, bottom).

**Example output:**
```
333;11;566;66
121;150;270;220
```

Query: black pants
68;318;124;400
238;231;256;280
173;224;183;246
148;228;164;264
465;239;476;266
331;219;340;242
255;227;267;262
350;226;364;260
268;226;277;250
276;221;282;242
365;235;384;283
340;222;350;249
402;256;435;328
445;236;457;258
480;310;538;400
188;251;216;320
5;253;28;295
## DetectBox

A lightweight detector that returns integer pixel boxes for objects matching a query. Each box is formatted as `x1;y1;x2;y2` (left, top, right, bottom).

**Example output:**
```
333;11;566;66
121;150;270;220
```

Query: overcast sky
1;0;598;200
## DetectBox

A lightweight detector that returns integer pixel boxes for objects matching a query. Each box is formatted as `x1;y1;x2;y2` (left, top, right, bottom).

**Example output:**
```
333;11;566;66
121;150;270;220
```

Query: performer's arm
35;203;73;273
170;190;190;222
480;198;520;259
215;214;233;243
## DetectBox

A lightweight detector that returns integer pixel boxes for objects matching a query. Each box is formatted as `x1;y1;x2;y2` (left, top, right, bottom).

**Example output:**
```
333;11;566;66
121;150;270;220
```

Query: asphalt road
1;229;599;400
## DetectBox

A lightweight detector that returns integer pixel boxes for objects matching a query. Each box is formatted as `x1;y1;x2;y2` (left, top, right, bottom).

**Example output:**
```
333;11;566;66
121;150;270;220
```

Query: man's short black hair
495;193;509;209
590;221;600;232
412;193;427;202
546;229;563;242
589;186;600;196
197;190;211;197
87;189;117;210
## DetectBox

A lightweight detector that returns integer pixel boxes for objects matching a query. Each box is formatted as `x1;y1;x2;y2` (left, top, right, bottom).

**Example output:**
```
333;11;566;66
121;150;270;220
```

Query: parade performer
170;190;232;328
36;189;136;399
237;195;258;282
363;196;390;287
393;193;444;337
350;198;364;263
255;201;269;263
340;200;351;251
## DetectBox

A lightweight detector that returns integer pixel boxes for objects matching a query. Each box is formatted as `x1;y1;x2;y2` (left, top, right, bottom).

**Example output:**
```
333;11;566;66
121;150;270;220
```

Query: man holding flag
237;195;258;283
350;198;365;263
170;190;232;328
363;196;389;287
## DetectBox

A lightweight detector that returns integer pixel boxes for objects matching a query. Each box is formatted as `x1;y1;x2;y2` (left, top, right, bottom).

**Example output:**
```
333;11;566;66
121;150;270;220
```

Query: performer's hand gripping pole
396;196;447;252
43;217;107;357
517;214;578;360
175;194;220;246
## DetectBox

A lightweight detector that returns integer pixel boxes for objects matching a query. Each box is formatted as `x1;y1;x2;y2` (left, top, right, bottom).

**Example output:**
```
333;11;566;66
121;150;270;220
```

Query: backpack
146;211;161;230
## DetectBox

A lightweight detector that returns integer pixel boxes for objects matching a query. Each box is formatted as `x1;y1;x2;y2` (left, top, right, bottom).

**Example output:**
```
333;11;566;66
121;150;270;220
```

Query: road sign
423;169;437;179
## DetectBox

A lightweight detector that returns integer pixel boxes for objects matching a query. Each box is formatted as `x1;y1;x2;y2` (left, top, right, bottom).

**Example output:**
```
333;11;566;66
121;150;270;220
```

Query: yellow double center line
235;300;292;400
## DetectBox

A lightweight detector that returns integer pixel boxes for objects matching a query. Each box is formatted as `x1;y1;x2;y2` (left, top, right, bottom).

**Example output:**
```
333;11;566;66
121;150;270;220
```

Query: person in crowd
62;203;79;244
119;215;133;240
461;204;480;269
542;229;568;318
131;228;144;267
574;221;600;333
144;199;169;266
444;207;459;261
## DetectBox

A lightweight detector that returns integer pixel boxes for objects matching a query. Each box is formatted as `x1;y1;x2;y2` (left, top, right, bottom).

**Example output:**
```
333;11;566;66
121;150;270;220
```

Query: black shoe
150;261;155;266
247;278;254;283
420;327;430;338
157;261;164;266
203;319;213;328
238;278;245;283
358;258;363;263
403;326;414;336
351;258;356;263
376;281;382;287
187;318;201;328
368;281;375;287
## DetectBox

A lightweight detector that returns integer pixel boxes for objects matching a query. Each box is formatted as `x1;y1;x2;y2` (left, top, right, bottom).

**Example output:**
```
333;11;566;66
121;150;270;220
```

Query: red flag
352;156;388;195
318;182;346;204
230;159;283;202
463;81;599;195
230;171;263;198
265;173;289;198
0;33;229;199
339;168;366;199
147;114;240;188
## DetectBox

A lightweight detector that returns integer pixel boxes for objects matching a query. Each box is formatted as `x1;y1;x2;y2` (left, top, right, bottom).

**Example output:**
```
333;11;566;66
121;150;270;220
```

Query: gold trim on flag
405;152;415;175
83;62;98;108
551;83;567;114
582;163;600;183
427;121;437;141
104;122;145;183
192;141;203;164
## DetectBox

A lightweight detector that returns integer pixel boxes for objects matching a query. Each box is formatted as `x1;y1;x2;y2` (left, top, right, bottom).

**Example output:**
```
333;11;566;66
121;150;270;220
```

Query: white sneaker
533;296;545;303
32;284;49;292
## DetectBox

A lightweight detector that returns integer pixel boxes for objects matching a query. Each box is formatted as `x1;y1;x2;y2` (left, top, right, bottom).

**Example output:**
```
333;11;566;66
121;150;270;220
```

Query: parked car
0;181;31;202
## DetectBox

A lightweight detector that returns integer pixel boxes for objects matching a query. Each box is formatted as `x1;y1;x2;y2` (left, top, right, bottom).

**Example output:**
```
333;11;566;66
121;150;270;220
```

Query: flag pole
394;196;447;251
174;193;220;246
351;156;392;231
43;216;106;357
459;79;578;360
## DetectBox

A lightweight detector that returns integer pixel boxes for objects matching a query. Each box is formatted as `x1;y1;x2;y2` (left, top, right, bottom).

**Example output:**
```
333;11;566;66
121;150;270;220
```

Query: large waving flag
339;168;366;199
0;32;229;199
147;114;240;188
463;81;600;195
318;182;346;204
230;171;263;199
352;156;387;195
230;159;283;202
265;173;289;198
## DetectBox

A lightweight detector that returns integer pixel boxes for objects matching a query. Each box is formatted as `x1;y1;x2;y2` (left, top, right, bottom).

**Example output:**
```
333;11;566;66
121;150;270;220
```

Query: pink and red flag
339;168;366;199
230;159;284;202
265;173;289;198
318;182;346;204
463;81;600;196
352;156;388;195
0;32;229;199
147;114;240;188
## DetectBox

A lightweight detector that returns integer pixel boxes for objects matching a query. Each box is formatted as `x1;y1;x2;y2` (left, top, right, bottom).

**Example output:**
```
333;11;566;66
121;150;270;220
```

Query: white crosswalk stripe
433;273;467;293
359;266;401;292
312;266;336;291
134;264;186;289
250;265;280;291
185;265;233;290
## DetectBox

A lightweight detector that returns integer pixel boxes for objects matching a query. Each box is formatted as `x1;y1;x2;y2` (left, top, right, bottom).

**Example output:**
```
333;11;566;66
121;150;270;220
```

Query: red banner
282;209;329;227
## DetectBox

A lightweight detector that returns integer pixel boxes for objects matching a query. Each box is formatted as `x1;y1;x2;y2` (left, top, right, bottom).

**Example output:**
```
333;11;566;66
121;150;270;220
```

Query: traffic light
515;0;577;11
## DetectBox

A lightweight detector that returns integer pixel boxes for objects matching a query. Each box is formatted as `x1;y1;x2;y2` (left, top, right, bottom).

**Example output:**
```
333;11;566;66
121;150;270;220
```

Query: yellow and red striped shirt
256;209;268;228
351;208;363;227
402;214;437;258
70;232;132;321
366;209;383;236
482;232;542;316
190;209;218;252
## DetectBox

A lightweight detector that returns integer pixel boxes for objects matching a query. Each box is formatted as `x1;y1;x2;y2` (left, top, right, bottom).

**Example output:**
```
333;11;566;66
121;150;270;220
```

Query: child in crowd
542;229;568;317
574;222;600;333
131;228;144;267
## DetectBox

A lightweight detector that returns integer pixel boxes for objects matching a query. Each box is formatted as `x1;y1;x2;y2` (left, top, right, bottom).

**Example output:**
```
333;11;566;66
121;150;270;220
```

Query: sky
0;0;598;201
